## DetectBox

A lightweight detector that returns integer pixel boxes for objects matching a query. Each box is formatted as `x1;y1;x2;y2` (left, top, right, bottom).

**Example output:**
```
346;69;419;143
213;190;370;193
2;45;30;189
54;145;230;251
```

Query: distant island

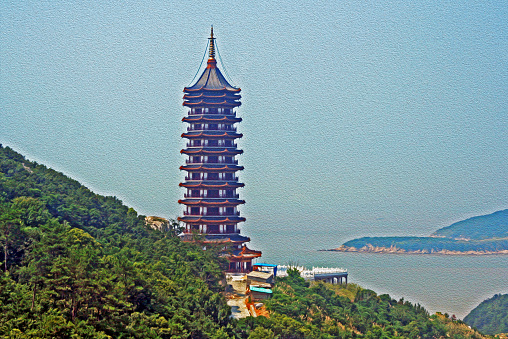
330;209;508;255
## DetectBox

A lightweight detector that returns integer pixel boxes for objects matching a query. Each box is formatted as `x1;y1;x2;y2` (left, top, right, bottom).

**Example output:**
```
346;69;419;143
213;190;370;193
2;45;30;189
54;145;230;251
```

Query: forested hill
432;209;508;240
0;144;493;338
464;294;508;335
0;144;231;337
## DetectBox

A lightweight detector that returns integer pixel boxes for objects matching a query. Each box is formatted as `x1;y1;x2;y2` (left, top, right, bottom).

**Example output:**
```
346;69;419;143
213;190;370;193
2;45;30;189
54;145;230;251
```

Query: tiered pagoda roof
183;28;241;108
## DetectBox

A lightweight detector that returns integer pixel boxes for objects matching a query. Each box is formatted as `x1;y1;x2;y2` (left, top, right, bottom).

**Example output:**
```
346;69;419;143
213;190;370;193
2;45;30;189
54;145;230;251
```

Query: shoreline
325;245;508;256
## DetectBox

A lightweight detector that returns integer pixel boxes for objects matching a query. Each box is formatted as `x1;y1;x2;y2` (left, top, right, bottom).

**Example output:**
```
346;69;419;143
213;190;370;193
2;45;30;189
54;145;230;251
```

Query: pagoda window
204;108;209;113
208;140;218;147
224;173;233;180
226;207;234;215
225;157;232;163
190;207;199;215
194;124;202;130
191;224;199;231
226;224;235;233
208;156;218;163
207;190;219;198
208;173;219;180
191;172;200;180
193;108;202;114
209;108;218;114
192;156;200;163
208;224;219;234
193;140;202;146
225;190;235;198
191;190;200;197
209;124;218;130
224;140;232;147
207;207;219;216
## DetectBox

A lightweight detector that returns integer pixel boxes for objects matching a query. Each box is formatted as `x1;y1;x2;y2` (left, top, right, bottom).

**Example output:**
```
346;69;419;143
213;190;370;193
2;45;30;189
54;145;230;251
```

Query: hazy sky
1;1;507;247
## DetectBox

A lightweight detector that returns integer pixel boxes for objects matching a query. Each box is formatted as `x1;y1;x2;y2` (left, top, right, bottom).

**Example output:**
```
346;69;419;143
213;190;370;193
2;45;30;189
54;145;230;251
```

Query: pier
276;265;348;285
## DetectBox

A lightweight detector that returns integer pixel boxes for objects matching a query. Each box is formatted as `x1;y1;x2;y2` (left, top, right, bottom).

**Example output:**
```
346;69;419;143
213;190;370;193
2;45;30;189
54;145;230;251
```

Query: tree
0;203;24;272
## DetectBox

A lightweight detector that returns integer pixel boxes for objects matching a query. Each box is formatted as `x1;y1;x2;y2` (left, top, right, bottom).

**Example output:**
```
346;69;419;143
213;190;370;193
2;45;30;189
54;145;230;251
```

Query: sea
245;223;508;320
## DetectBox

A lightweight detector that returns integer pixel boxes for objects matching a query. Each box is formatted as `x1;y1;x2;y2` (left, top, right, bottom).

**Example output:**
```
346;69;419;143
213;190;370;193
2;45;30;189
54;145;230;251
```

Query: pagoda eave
179;165;244;172
184;86;241;93
177;216;246;223
181;148;243;155
229;246;263;260
179;233;250;244
178;199;245;206
181;132;243;139
183;93;241;100
182;116;242;123
179;182;245;188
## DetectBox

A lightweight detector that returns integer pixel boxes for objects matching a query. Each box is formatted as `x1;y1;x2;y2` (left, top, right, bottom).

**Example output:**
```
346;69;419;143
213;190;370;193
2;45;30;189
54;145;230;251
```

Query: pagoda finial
206;26;217;69
208;26;216;60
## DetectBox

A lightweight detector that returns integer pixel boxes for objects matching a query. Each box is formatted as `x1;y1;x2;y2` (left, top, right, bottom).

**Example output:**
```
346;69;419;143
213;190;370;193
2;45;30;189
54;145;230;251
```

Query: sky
1;1;507;249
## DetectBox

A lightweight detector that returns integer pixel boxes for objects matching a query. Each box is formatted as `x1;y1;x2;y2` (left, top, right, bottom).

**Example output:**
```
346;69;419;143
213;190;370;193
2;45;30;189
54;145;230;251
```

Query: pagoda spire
207;26;217;68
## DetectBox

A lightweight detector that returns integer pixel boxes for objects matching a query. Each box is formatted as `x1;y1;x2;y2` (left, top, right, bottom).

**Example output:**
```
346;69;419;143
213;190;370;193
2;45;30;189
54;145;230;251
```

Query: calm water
245;222;508;319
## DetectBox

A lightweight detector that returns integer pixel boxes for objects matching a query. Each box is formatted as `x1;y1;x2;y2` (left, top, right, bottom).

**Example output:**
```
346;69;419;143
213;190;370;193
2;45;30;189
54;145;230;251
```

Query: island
330;209;508;255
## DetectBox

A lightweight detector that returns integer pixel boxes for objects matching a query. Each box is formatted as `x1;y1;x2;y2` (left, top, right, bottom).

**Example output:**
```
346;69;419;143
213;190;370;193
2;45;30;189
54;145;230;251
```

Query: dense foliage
236;269;489;339
0;145;231;338
0;145;494;338
464;294;508;335
432;210;508;240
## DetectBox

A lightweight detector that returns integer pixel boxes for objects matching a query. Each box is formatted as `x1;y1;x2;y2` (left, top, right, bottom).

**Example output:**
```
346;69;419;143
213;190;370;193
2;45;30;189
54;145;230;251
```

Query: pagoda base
179;233;262;273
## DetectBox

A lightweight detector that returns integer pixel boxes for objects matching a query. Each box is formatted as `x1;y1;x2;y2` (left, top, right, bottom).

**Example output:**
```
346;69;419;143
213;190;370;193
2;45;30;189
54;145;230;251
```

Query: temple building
178;28;261;272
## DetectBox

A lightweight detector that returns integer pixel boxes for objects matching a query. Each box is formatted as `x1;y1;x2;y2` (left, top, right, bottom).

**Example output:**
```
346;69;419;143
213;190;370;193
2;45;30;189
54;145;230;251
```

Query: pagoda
178;28;261;272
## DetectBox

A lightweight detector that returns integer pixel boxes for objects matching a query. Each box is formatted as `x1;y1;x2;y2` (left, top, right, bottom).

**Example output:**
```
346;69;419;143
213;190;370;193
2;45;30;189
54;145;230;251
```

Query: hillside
333;210;508;255
464;294;508;335
432;210;508;240
0;145;231;337
0;144;494;338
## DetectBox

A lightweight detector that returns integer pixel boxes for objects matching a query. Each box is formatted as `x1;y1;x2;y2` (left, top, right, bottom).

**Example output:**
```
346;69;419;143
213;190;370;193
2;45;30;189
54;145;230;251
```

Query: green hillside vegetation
464;294;508;335
0;145;230;338
432;210;508;240
0;144;494;338
237;270;489;339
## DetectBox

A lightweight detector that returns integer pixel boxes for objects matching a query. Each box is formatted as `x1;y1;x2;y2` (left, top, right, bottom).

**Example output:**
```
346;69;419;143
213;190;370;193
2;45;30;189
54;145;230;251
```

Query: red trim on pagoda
178;199;245;206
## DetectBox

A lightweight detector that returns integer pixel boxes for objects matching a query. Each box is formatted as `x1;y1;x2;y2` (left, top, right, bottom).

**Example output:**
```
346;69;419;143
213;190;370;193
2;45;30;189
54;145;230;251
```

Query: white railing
277;265;347;280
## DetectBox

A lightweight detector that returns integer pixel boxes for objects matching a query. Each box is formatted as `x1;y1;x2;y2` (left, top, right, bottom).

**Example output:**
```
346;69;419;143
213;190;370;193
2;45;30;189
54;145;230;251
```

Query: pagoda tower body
178;28;261;272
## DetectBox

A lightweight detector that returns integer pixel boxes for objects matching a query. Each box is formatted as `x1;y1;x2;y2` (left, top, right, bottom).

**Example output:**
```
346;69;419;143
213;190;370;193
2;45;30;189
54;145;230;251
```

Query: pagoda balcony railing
188;109;234;115
184;176;239;181
183;211;241;216
185;159;239;165
186;143;237;148
183;193;240;199
186;126;237;132
206;230;241;234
